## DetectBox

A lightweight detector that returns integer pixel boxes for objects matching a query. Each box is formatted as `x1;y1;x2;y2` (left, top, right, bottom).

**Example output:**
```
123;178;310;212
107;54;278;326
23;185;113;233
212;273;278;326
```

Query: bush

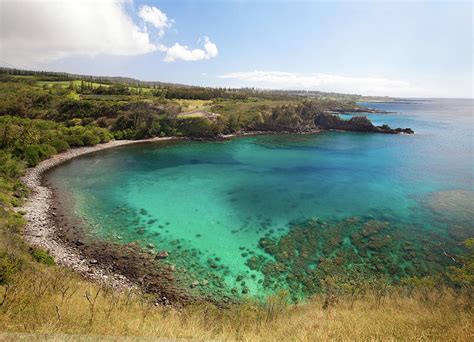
114;129;135;140
64;134;85;147
23;145;42;166
30;248;55;266
0;252;22;285
0;151;24;179
23;144;57;166
92;127;113;143
49;138;70;152
176;117;214;137
81;131;101;145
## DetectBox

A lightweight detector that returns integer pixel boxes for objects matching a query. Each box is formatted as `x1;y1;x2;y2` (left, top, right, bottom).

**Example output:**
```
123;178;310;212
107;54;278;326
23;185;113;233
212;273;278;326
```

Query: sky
0;0;472;98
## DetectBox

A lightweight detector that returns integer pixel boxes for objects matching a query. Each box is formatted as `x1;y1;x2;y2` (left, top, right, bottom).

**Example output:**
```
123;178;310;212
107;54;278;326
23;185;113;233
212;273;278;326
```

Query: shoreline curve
16;130;313;294
18;137;180;290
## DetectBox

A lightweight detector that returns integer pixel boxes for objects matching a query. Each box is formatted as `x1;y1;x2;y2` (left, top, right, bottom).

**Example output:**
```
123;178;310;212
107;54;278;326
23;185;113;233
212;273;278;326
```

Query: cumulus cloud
218;71;423;96
0;0;217;66
138;5;172;37
0;0;157;66
162;37;218;62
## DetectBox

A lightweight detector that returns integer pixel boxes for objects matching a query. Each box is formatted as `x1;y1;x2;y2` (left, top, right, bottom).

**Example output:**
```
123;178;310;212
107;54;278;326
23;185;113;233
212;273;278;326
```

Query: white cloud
138;5;172;37
0;0;218;66
162;37;218;62
203;37;218;59
218;71;424;96
0;0;157;66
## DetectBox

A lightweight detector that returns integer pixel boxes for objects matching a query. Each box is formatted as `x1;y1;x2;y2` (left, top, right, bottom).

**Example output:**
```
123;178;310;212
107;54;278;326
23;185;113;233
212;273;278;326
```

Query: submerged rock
155;250;169;260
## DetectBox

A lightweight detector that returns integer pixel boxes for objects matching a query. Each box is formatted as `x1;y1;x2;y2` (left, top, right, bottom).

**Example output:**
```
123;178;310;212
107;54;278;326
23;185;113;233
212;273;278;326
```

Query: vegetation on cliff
0;68;412;140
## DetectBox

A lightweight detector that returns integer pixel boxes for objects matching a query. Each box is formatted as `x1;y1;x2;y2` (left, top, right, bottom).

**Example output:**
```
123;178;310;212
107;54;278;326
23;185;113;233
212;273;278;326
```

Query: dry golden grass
0;266;472;341
175;99;213;112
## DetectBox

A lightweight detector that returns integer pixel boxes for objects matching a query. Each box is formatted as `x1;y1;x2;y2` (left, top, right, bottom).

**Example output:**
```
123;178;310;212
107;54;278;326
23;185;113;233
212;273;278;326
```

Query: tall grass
0;266;472;341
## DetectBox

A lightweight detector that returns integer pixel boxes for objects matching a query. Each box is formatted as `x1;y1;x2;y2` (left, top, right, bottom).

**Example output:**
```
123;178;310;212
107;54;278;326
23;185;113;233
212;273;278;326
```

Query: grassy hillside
1;269;472;340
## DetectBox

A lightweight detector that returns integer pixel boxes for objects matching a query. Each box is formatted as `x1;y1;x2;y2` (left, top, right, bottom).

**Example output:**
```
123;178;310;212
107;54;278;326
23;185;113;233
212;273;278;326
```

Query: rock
90;259;98;265
146;243;154;249
155;251;169;259
190;280;199;288
314;113;414;134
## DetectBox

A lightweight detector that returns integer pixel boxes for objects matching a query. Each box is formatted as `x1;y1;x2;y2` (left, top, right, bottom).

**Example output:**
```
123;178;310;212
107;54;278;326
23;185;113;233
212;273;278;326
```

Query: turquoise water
48;99;473;299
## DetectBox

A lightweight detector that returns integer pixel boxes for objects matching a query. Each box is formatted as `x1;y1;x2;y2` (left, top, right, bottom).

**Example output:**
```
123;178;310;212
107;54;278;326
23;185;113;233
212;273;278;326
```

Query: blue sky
1;0;472;97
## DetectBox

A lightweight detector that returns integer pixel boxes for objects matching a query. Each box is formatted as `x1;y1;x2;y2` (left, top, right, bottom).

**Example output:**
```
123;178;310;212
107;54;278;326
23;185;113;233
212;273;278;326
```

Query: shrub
176;117;214;137
92;127;113;143
23;144;57;166
0;151;24;179
30;248;55;266
23;145;42;166
81;130;101;145
49;138;70;152
0;252;22;285
64;134;85;147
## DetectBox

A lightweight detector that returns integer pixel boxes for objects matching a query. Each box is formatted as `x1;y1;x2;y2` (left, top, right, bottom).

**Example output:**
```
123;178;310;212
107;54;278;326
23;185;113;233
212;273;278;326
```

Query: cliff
314;114;414;134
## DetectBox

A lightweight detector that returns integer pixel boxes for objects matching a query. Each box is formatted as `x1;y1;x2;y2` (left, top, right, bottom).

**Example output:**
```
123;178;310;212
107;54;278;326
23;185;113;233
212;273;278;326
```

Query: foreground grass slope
0;265;472;341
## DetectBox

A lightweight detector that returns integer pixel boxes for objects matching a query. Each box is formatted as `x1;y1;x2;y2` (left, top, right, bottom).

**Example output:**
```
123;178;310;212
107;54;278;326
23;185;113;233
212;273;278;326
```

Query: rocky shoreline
18;137;179;291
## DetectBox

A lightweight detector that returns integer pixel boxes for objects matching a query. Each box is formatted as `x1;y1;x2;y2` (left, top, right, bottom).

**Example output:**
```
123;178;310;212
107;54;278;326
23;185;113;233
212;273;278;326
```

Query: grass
210;98;297;125
0;263;472;341
36;80;102;88
174;99;213;112
36;80;155;94
177;112;209;118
